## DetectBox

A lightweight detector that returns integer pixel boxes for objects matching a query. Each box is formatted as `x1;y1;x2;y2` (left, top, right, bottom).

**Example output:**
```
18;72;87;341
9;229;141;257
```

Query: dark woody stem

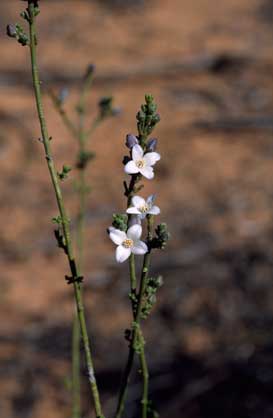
27;4;103;417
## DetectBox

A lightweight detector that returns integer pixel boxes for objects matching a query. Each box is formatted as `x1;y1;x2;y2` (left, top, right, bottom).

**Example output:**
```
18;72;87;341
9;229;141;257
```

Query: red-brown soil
2;1;273;417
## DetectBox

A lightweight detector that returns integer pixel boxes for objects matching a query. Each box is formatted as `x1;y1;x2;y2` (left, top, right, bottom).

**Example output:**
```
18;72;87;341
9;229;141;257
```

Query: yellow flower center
139;204;149;213
122;238;133;248
136;159;145;169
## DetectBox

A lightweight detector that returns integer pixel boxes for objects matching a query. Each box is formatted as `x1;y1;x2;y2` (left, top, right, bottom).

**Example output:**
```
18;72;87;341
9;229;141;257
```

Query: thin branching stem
71;73;95;417
48;89;78;137
72;310;81;418
139;347;149;418
27;4;103;417
115;199;152;418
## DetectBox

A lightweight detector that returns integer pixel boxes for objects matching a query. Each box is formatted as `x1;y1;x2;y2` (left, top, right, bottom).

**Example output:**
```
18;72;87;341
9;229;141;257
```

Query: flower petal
143;152;161;166
146;194;156;206
127;224;142;241
126;207;141;215
140;166;154;179
109;227;127;245
125;160;139;174
132;144;144;161
132;240;148;255
116;245;131;263
148;205;160;215
132;195;146;208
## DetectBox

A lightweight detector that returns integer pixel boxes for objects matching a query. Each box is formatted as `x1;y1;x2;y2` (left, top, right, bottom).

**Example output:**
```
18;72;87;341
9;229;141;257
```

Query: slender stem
72;307;81;418
115;214;152;418
139;346;149;418
129;254;137;292
48;89;78;137
27;5;103;417
72;67;99;418
49;61;102;418
85;116;101;139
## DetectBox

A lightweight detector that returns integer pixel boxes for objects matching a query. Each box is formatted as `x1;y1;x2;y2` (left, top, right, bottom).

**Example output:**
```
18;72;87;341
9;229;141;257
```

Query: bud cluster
136;94;161;142
98;96;121;119
141;276;163;319
6;23;29;46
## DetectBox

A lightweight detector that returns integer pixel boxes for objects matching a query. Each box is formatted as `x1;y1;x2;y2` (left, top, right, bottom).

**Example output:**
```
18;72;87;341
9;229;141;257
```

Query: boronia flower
124;144;160;179
127;195;160;219
109;224;148;263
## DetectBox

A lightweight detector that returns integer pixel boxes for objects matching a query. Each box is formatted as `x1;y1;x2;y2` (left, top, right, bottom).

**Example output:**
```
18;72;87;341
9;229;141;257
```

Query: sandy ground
2;0;273;417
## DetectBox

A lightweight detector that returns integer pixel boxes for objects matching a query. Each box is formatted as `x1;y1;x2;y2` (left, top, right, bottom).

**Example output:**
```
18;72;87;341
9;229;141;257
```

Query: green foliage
52;215;62;225
98;96;115;118
6;23;29;46
112;213;128;231
136;94;161;141
141;276;163;319
58;165;72;181
76;150;95;170
151;223;170;250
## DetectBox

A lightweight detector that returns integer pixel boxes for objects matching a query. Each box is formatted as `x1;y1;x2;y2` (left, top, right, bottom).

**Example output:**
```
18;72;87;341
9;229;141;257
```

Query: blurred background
2;0;273;417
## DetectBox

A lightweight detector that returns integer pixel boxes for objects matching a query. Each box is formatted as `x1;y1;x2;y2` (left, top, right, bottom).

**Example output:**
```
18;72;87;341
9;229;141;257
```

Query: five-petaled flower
127;195;160;219
109;224;148;263
124;144;160;179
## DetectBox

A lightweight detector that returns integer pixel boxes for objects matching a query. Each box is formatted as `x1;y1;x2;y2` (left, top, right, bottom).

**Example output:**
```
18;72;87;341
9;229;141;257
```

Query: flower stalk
111;95;168;418
14;2;104;417
49;58;118;418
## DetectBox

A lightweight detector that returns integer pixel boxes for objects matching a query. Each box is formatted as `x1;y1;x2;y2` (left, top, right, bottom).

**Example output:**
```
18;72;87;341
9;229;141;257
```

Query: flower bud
85;64;96;79
153;113;161;124
22;0;39;5
98;96;113;118
146;138;157;152
6;24;17;38
111;107;122;117
128;215;141;227
136;110;145;122
58;88;69;104
126;134;139;149
112;213;128;231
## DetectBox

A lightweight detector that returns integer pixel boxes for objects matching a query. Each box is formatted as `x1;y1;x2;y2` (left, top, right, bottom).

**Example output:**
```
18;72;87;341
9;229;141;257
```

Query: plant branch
27;4;103;417
115;202;153;418
48;89;78;137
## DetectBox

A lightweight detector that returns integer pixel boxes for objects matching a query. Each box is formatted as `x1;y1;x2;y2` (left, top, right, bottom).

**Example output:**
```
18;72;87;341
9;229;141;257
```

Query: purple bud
146;138;157;152
85;64;96;78
126;134;139;149
6;24;17;38
128;215;141;227
111;107;122;117
58;88;69;104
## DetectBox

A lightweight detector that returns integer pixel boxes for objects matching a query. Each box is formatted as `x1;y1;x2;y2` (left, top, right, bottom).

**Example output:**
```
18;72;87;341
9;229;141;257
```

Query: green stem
129;254;137;292
115;214;152;418
48;89;78;137
27;5;103;417
72;308;81;418
72;67;99;418
140;345;149;418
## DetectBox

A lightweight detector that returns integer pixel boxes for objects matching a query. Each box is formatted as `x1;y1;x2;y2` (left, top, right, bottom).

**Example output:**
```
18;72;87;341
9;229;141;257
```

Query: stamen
136;159;145;169
123;238;133;248
139;204;149;213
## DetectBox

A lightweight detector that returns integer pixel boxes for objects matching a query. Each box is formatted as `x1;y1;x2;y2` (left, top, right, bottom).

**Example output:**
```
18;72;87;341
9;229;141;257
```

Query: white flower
124;144;160;179
127;195;160;219
108;224;148;263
